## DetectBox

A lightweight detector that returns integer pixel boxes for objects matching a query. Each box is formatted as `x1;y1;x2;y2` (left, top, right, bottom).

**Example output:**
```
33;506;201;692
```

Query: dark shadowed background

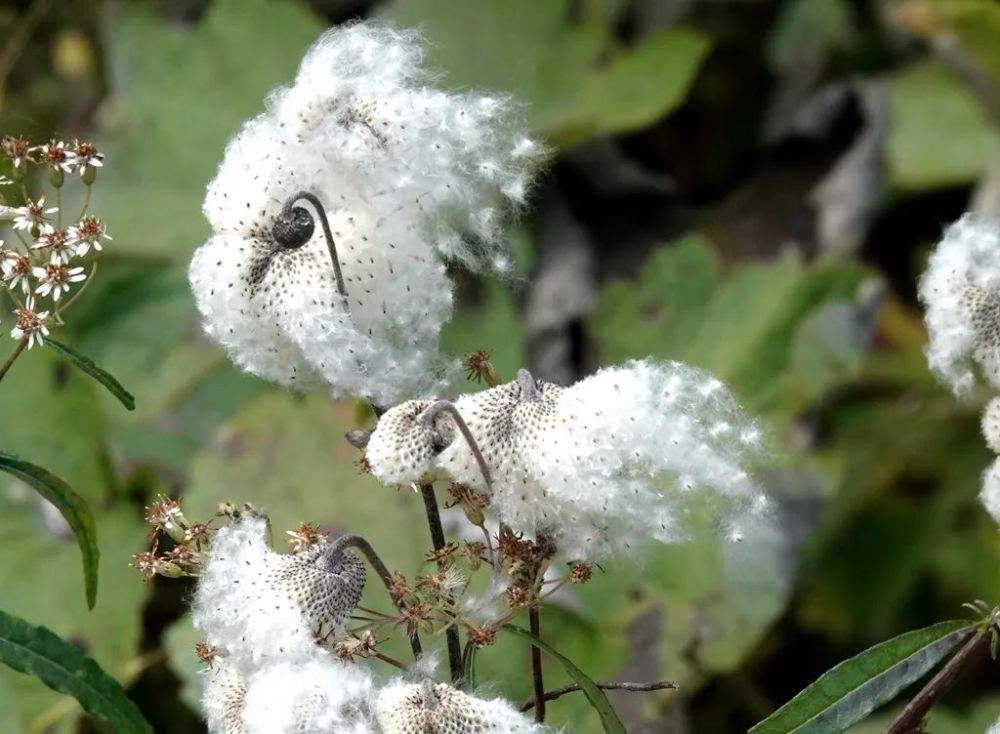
0;0;998;731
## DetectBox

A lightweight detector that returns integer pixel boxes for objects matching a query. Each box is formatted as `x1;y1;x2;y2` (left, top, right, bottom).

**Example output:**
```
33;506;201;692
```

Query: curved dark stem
884;628;989;734
419;483;464;684
329;534;422;661
529;606;546;722
419;400;493;489
284;191;348;302
519;680;680;712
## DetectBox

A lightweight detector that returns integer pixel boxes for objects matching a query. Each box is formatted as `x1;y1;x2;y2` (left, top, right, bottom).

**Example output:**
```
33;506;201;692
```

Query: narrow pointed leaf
0;610;151;733
749;621;974;734
503;623;627;734
0;452;99;609
46;337;135;410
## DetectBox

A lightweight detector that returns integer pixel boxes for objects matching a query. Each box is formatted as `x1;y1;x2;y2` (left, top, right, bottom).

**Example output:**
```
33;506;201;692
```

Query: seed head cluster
366;359;767;560
919;215;1000;525
188;23;543;406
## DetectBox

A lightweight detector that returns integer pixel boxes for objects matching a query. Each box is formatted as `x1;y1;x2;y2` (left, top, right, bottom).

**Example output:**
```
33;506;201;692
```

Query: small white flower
67;215;111;256
32;228;76;263
10;297;49;348
33;261;86;301
33;140;76;173
2;135;31;168
72;140;103;175
13;197;57;235
2;253;33;293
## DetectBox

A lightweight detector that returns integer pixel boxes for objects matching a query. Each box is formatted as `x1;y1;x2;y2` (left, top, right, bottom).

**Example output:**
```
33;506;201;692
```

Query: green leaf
0;453;99;610
381;0;710;148
46;337;135;411
749;621;974;734
0;609;151;733
503;623;627;734
887;62;1000;192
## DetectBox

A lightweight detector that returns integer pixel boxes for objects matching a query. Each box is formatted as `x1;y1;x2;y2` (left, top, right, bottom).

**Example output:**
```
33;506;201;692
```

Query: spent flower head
188;23;543;405
34;140;76;174
32;261;85;301
13;197;57;235
32;228;76;264
72;139;103;177
68;215;111;256
11;297;50;348
2;135;31;168
2;253;32;293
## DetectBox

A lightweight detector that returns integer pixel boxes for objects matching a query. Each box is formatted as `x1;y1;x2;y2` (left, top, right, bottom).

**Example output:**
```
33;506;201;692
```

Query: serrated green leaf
0;609;151;733
45;337;135;411
503;623;627;734
749;621;973;734
0;453;99;609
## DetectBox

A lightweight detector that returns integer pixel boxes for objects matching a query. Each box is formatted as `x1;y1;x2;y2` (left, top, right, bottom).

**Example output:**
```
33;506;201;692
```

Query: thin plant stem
56;260;97;319
529;605;546;722
519;680;680;712
328;534;423;661
0;338;28;382
884;628;990;734
55;187;61;228
284;191;348;305
373;650;409;672
420;483;464;683
418;400;493;488
78;185;92;219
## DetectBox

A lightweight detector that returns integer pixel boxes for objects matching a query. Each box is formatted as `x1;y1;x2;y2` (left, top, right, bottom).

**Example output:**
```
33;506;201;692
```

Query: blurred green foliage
0;0;998;732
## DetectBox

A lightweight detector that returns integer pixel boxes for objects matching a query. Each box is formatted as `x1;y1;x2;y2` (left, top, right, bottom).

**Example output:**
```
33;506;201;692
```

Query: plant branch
884;628;989;734
419;483;464;683
0;338;28;382
328;534;423;661
529;605;546;722
519;679;680;712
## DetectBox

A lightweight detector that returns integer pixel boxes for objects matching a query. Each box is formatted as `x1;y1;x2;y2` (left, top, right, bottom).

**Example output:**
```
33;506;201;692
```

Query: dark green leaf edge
503;623;627;734
0;452;99;609
0;609;151;733
46;337;136;411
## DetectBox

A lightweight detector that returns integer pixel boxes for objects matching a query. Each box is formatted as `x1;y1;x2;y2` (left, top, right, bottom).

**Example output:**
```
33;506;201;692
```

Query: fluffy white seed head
376;680;542;734
982;397;1000;454
241;657;378;734
190;23;543;406
192;517;365;670
366;359;766;560
918;215;1000;393
203;659;247;734
982;458;1000;525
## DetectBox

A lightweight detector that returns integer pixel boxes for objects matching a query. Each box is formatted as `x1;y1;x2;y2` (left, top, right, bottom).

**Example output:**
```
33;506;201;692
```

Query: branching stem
519;680;680;712
419;483;464;683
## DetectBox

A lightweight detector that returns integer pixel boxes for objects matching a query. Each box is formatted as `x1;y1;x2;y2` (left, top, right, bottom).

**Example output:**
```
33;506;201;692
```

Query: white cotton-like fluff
987;714;1000;734
918;215;1000;393
375;680;543;734
190;23;543;406
192;517;365;670
982;458;1000;525
982;397;1000;454
365;359;766;560
241;656;378;734
203;660;247;734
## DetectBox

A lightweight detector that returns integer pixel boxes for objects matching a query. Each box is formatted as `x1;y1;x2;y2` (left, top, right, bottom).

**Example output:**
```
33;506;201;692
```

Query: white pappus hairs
365;359;768;560
918;214;1000;394
375;680;544;734
192;516;365;670
189;22;544;406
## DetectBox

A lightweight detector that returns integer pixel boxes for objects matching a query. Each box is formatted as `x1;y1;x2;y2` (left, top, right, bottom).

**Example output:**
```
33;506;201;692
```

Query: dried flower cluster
188;23;543;406
1;135;109;349
365;359;767;560
919;215;1000;525
134;499;541;733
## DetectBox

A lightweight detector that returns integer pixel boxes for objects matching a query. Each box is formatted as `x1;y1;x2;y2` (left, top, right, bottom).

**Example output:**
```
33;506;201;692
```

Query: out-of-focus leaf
45;337;135;411
0;610;151;733
381;0;710;148
768;0;854;76
892;0;1000;83
887;62;1000;192
749;621;973;734
504;624;627;734
0;453;99;609
99;0;322;258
